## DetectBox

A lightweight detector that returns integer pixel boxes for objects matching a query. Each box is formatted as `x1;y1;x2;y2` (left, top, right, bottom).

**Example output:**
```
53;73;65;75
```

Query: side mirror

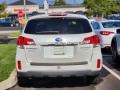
117;29;120;34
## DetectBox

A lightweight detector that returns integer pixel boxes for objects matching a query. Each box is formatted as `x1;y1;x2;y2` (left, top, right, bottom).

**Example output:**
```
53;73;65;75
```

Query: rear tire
111;41;120;62
87;74;100;84
17;77;27;87
17;75;31;87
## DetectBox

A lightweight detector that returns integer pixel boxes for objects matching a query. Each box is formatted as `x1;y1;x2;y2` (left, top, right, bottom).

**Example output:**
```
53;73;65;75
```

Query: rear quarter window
24;18;92;34
91;22;100;30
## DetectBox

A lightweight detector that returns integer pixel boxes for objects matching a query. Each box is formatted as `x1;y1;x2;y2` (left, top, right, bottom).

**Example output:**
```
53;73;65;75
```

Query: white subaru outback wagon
16;13;102;85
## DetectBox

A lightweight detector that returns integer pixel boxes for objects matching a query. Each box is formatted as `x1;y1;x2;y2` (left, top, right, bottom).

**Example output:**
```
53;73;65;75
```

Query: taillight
17;61;21;70
100;31;114;35
97;59;101;68
17;36;35;47
83;35;100;45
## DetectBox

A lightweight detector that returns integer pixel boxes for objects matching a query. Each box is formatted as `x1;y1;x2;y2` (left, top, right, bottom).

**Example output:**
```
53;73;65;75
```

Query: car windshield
102;21;120;28
24;18;92;34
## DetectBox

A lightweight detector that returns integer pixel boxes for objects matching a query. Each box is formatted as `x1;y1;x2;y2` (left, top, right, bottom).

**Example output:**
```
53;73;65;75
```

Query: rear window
102;21;120;28
24;18;92;34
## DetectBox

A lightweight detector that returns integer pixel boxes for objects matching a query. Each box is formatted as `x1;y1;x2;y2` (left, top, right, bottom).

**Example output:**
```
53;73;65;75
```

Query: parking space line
103;64;120;80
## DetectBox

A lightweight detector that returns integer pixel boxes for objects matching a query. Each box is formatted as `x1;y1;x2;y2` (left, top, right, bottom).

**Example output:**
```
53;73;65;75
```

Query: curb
8;37;18;39
0;69;17;90
0;31;19;34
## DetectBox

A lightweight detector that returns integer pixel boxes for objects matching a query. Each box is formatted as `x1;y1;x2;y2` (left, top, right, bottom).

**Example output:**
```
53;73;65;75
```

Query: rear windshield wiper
36;31;59;34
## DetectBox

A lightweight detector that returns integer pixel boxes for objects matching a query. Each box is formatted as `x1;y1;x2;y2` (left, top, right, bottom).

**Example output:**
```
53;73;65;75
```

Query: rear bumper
17;70;100;78
16;45;102;78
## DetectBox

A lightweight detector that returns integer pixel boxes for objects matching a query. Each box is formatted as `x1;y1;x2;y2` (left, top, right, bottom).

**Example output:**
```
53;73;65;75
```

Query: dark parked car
106;14;120;20
111;28;120;62
74;11;84;15
0;18;13;27
11;20;20;27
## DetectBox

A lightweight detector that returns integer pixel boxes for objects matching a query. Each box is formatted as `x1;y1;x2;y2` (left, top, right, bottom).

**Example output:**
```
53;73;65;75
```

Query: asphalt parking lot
0;27;19;31
0;27;19;44
0;27;120;90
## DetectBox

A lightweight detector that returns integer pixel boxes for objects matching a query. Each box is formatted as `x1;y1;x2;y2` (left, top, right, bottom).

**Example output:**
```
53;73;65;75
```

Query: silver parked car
111;28;120;62
16;13;102;85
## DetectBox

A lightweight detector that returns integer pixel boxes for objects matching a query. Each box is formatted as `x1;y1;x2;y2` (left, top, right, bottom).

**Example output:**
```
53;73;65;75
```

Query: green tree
84;0;96;16
0;3;6;13
0;3;7;18
113;0;120;13
84;0;117;17
54;0;66;6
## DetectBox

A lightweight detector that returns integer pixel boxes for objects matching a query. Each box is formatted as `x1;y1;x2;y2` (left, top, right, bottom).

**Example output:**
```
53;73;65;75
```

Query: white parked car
16;13;102;85
91;20;120;48
111;28;120;62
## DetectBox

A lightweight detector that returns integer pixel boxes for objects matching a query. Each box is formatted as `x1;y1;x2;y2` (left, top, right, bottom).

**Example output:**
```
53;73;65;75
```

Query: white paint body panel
16;14;102;77
97;29;116;48
90;20;120;48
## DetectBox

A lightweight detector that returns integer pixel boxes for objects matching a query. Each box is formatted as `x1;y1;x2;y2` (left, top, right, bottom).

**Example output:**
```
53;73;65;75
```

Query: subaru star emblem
55;37;62;42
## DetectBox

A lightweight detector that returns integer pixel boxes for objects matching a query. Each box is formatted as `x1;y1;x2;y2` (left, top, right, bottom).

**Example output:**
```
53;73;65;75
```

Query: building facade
6;0;86;14
5;0;39;14
5;0;86;20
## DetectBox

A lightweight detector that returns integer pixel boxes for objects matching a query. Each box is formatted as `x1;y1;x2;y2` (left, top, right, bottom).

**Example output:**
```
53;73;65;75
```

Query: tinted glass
24;18;92;34
102;21;120;28
91;22;100;30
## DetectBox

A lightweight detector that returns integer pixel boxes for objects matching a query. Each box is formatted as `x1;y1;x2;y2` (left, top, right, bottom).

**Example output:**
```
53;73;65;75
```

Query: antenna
44;0;49;14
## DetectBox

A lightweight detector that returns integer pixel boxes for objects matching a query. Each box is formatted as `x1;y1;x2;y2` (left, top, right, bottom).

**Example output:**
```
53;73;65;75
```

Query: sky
0;0;84;5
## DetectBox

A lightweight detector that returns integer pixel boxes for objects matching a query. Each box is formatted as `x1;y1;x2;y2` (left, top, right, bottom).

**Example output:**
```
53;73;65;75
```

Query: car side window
91;22;100;30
